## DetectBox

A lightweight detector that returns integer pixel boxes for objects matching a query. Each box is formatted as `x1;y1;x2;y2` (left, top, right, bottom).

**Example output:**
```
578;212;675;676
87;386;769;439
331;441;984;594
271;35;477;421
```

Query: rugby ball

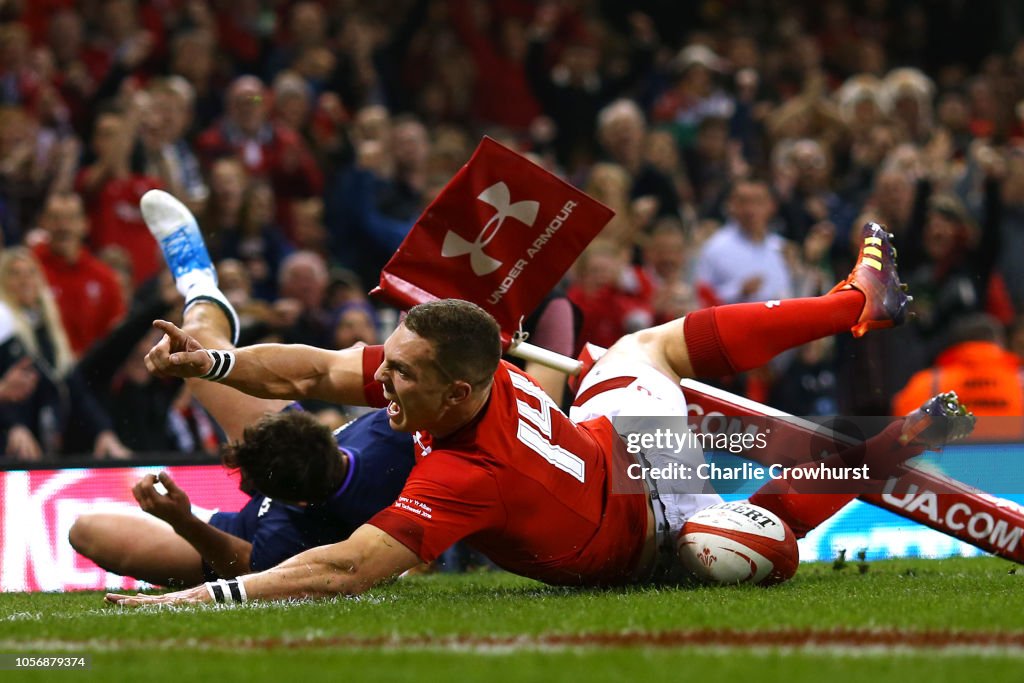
677;502;798;586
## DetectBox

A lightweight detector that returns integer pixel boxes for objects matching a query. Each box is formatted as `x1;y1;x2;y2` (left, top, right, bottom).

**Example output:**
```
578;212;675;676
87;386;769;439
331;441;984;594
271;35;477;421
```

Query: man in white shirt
696;179;792;304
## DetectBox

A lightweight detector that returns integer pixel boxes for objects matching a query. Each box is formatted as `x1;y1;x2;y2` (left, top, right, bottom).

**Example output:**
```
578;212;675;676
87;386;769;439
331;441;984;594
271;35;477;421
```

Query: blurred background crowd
0;0;1023;460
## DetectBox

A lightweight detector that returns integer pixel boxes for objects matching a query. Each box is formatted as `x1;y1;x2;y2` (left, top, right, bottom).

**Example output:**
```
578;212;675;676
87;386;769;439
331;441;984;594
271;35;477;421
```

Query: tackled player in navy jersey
69;280;415;584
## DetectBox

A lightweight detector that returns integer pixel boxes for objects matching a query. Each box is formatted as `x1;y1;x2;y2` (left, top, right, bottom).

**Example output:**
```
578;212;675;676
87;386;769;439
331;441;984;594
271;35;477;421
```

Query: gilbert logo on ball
677;502;798;586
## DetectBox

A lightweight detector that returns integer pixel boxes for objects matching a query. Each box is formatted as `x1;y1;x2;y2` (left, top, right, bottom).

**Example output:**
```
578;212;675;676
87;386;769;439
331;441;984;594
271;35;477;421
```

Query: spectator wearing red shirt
448;0;542;131
78;0;164;88
568;240;653;348
31;193;125;356
195;75;324;235
75;109;163;285
634;218;698;325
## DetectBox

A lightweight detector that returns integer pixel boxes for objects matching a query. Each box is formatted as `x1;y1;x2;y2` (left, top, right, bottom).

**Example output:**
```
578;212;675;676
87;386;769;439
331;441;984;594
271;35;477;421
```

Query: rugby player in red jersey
108;190;969;606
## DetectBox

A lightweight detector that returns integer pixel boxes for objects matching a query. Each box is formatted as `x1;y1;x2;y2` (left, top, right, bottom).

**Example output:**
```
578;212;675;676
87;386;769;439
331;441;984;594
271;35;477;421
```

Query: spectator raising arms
75;108;163;285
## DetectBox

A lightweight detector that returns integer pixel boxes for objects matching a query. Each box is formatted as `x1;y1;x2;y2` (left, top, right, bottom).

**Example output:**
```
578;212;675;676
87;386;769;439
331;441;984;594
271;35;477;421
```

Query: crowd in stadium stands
0;0;1023;459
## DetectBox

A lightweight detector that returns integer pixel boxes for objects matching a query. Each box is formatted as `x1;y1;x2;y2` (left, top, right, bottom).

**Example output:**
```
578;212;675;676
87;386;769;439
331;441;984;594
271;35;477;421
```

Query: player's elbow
338;552;393;596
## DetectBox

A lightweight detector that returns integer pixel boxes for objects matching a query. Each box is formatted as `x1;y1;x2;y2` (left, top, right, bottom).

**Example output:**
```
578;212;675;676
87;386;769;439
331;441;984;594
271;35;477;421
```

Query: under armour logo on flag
373;137;614;342
441;182;540;275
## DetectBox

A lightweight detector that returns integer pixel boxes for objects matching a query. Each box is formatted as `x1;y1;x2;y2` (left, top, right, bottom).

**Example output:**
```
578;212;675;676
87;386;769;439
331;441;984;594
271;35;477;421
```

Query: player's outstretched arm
105;524;419;606
134;472;253;579
231;525;420;601
144;320;371;406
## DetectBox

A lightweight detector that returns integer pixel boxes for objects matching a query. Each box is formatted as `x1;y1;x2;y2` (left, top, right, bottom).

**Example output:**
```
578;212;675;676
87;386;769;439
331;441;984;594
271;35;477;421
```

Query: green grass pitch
1;557;1022;682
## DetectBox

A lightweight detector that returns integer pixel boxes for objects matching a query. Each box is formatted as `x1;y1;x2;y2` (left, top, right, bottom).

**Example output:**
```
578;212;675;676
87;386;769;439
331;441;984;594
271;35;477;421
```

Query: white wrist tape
205;577;247;603
198;350;235;382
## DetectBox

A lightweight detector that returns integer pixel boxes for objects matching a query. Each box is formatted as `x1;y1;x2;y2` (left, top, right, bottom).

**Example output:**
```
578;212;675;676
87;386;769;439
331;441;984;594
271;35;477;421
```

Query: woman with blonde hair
0;247;129;460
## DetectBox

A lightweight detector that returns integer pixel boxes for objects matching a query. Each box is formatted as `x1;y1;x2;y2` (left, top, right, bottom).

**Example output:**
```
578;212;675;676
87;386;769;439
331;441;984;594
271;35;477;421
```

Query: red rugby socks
748;419;925;538
682;290;864;377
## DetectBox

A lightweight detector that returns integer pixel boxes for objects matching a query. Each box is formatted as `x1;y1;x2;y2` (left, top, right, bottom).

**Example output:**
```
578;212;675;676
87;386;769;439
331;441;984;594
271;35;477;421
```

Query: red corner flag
372;137;614;339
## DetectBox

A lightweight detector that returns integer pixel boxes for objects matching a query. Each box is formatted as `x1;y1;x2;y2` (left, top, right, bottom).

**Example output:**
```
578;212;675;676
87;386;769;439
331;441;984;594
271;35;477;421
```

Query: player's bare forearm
106;526;418;607
239;550;367;600
239;525;419;601
217;343;368;405
172;516;253;580
147;321;373;405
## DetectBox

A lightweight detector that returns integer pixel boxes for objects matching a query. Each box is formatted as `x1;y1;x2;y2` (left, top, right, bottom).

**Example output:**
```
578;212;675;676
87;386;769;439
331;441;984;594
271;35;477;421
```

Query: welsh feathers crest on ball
677;502;798;586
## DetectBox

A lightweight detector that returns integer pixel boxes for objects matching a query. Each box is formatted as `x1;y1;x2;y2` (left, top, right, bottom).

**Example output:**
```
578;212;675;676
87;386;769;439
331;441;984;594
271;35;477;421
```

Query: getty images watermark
609;413;1024;497
609;415;882;496
623;427;870;484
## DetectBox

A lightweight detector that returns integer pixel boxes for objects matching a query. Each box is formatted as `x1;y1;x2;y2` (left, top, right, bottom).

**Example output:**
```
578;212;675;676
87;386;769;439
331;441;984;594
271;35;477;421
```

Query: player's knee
68;515;99;557
69;515;122;561
656;319;693;377
607;328;655;361
69;515;134;573
609;322;689;378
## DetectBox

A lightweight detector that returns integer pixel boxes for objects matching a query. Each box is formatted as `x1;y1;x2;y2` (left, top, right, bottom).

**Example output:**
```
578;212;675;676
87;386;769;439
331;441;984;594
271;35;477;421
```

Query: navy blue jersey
206;409;414;577
206;494;336;577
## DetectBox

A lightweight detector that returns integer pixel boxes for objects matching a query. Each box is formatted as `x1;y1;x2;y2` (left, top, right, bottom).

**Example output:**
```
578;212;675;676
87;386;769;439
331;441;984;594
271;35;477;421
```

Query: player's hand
105;584;211;607
145;320;212;378
133;472;192;527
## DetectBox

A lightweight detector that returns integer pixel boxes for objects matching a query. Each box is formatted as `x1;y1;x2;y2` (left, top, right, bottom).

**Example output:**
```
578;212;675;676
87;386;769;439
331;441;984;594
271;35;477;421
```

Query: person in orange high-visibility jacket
893;313;1024;440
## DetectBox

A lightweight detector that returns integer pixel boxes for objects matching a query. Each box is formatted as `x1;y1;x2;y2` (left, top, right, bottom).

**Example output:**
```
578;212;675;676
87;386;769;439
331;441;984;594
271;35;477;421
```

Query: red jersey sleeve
368;453;503;562
360;345;387;408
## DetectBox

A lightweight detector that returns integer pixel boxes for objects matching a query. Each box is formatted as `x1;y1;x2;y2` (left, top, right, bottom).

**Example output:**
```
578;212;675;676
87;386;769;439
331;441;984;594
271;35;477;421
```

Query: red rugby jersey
361;347;649;586
33;243;126;355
